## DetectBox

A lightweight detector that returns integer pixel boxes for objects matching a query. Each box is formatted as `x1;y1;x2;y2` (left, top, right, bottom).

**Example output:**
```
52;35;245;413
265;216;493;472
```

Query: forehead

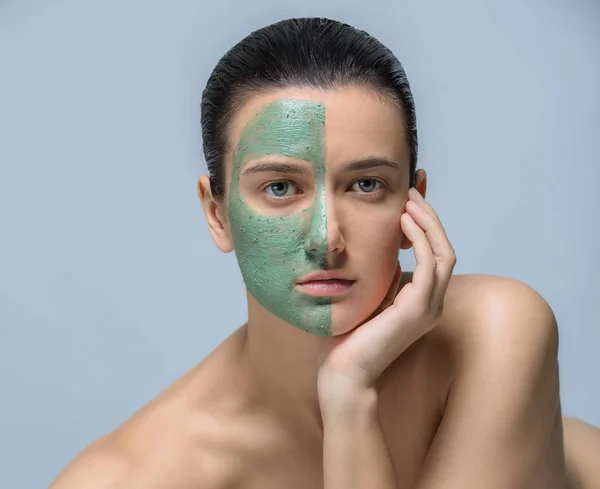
226;87;409;170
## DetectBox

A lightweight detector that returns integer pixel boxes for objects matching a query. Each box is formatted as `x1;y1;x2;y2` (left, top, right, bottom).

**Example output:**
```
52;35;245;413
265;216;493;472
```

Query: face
202;87;423;336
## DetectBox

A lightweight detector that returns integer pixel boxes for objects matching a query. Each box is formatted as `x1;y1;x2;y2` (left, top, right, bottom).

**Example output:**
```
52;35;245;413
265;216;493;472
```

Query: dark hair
201;17;418;201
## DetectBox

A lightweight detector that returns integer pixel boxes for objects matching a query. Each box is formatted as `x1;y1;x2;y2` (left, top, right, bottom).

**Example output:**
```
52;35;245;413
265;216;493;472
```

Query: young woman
51;17;600;489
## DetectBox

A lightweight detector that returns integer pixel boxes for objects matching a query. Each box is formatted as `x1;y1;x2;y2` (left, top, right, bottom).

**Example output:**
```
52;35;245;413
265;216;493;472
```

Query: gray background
0;0;598;487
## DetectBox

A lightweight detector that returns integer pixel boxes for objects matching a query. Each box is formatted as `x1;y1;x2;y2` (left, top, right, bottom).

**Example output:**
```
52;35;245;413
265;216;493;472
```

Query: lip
295;270;356;297
296;270;354;284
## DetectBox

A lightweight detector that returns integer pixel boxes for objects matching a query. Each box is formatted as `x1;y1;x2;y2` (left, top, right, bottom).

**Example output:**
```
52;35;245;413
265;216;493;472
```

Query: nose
327;204;345;254
303;187;345;256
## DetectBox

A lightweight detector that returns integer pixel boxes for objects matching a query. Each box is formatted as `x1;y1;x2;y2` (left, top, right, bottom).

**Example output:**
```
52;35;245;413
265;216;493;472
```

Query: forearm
320;385;397;489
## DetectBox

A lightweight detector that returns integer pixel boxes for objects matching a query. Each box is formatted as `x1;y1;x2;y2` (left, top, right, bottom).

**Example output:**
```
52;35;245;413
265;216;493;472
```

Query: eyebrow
342;157;402;172
241;162;311;176
240;157;403;176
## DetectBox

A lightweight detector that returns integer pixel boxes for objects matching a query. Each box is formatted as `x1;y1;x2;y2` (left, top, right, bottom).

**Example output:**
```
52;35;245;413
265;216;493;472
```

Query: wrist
318;372;379;416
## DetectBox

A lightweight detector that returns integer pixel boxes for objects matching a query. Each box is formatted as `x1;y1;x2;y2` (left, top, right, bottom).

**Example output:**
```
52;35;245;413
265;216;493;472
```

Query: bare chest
239;342;450;489
234;407;444;489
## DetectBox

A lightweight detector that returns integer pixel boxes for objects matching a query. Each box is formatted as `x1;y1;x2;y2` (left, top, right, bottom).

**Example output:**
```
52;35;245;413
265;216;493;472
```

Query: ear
400;168;427;250
198;175;234;253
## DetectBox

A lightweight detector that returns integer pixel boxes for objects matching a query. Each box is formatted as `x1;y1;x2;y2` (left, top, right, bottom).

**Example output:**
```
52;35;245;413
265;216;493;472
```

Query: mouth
295;271;355;297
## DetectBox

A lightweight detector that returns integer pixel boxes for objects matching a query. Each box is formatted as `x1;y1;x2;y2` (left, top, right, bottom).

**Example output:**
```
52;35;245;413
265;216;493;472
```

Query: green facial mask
228;99;331;336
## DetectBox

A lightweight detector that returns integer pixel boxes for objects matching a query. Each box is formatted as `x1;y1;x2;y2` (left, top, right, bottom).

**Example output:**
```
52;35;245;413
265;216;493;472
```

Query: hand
318;188;457;395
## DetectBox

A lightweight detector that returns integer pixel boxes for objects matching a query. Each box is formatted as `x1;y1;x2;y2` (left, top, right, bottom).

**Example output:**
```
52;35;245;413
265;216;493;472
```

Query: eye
264;181;298;199
350;178;383;193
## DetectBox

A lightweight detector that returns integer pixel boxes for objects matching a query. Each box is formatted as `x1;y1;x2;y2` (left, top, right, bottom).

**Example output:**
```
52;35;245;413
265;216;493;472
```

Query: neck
240;290;326;435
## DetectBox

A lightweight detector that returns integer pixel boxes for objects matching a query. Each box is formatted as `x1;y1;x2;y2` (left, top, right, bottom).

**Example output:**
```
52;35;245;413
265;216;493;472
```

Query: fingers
402;188;457;307
406;189;455;262
400;211;436;301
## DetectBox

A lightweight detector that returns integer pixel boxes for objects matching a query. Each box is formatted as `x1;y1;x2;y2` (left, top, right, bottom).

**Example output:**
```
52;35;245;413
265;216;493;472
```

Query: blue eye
265;181;297;198
351;178;383;193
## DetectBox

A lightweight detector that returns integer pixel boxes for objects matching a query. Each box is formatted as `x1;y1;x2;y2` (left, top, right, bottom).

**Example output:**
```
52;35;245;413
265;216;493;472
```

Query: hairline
215;82;409;202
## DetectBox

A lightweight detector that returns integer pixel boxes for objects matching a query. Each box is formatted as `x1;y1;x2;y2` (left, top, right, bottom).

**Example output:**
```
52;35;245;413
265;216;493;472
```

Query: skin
228;99;332;335
48;87;600;489
216;87;406;339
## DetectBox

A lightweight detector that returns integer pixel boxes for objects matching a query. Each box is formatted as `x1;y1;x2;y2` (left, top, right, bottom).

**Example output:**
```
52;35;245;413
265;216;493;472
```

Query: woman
50;17;599;489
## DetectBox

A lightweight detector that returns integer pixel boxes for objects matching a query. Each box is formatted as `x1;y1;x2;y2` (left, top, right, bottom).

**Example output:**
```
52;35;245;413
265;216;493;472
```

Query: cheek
346;208;402;257
330;212;401;335
350;210;401;290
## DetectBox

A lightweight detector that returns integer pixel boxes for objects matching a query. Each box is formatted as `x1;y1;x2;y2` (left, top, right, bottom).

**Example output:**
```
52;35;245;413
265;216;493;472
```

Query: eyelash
262;181;301;200
261;178;387;200
349;178;385;196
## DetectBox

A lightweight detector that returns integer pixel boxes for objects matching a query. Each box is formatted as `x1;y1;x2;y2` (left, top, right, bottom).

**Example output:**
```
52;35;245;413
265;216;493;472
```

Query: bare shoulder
49;432;238;489
49;436;132;489
401;271;558;343
438;273;559;363
50;329;250;489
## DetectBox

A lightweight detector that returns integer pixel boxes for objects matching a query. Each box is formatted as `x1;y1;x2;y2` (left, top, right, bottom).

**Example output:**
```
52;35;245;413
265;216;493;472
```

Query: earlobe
198;175;234;254
400;235;413;250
